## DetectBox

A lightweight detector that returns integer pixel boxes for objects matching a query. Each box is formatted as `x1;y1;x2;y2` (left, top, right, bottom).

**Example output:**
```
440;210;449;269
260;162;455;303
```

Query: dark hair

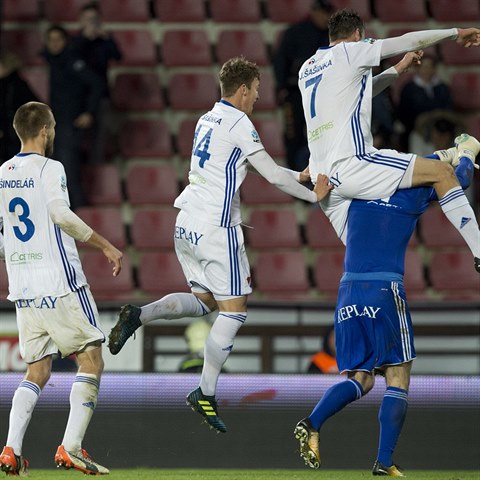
81;1;100;14
328;8;364;42
219;56;260;97
46;24;69;40
13;102;53;142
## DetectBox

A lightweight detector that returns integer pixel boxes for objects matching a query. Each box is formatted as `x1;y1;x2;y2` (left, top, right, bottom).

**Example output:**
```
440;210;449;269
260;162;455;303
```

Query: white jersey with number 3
0;153;87;300
174;100;265;227
298;39;384;179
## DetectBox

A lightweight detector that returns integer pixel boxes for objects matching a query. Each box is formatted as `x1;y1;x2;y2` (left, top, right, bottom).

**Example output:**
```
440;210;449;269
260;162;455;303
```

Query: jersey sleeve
344;39;383;69
230;115;265;157
40;160;71;205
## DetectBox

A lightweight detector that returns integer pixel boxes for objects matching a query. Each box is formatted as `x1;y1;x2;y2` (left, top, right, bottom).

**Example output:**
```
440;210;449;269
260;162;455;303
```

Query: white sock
199;312;246;396
439;187;480;258
140;293;211;324
61;374;99;453
6;381;40;455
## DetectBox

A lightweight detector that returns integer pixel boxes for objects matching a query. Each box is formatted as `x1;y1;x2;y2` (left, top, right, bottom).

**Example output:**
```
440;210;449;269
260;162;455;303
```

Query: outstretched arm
380;27;480;59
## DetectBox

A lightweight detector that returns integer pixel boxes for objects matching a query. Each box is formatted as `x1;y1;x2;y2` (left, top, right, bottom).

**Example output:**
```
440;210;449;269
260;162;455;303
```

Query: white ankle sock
439;187;480;258
199;312;246;396
140;293;211;324
6;381;41;455
61;374;99;452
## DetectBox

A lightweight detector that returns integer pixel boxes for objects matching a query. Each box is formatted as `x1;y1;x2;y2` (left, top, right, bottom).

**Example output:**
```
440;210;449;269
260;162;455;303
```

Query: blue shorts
334;275;416;373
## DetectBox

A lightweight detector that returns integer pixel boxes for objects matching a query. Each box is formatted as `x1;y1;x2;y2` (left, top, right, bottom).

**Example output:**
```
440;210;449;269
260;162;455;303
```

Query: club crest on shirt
251;130;260;143
60;175;67;191
362;38;376;44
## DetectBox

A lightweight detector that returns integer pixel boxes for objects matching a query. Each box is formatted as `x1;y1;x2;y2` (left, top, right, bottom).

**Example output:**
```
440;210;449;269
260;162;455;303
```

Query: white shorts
15;286;104;363
320;150;416;241
174;210;252;299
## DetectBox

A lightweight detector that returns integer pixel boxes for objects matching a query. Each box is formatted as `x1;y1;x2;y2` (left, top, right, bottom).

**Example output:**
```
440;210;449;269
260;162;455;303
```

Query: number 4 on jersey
193;125;213;168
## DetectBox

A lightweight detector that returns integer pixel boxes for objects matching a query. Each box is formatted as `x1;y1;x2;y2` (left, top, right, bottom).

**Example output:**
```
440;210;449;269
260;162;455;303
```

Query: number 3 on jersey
193;125;213;168
9;197;35;242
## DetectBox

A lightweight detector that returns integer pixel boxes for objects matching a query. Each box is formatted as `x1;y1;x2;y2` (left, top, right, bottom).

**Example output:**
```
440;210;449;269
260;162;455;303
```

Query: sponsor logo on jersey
60;175;67;192
251;129;260;143
8;164;16;170
337;304;381;323
366;200;401;209
10;251;43;263
0;178;35;189
189;173;206;185
307;121;334;142
362;38;376;44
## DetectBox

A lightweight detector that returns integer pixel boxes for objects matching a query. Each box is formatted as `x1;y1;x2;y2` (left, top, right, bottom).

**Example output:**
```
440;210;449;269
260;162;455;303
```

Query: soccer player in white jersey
298;9;480;271
0;102;123;476
108;56;332;433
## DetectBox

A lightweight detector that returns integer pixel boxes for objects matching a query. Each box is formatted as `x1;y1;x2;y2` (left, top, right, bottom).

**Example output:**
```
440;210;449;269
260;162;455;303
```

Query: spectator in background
273;0;333;171
72;1;122;164
397;53;453;151
178;319;212;373
307;325;338;374
42;25;105;210
0;51;38;164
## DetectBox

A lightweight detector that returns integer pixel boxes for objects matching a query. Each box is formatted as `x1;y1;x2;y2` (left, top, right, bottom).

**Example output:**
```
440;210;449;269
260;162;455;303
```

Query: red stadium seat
125;164;180;205
138;252;189;297
429;250;480;299
21;67;49;103
430;0;480;22
404;250;427;296
305;208;344;250
374;0;427;22
44;0;85;21
420;206;468;249
168;73;219;111
81;252;134;301
155;0;207;22
241;174;294;205
254;251;311;299
440;43;480;66
161;31;212;68
177;119;197;158
331;0;371;20
210;0;262;23
111;31;157;67
99;0;150;22
451;74;480;111
0;261;9;299
82;165;123;205
2;30;44;66
265;0;311;24
246;209;302;249
254;118;285;157
4;0;40;21
111;73;164;111
255;70;277;111
119;119;172;159
131;208;178;250
313;252;344;299
216;30;269;67
75;207;127;249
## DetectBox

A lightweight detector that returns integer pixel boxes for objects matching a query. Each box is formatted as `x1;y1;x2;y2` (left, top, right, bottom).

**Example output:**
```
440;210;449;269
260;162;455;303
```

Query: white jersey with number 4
298;39;384;179
174;100;265;227
0;153;87;300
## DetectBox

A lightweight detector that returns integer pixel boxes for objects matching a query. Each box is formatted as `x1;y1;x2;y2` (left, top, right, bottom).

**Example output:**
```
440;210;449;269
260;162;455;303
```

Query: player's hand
394;50;423;74
313;174;333;201
456;28;480;47
103;245;123;277
299;166;310;183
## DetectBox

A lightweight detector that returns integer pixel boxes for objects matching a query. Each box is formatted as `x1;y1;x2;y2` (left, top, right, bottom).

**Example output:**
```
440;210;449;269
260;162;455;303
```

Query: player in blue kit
294;142;477;477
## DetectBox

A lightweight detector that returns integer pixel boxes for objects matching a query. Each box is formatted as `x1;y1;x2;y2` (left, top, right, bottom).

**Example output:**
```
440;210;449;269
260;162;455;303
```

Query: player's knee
435;161;456;182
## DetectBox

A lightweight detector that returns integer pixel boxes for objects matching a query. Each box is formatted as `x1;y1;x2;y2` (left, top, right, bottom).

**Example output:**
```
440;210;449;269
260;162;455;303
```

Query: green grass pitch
23;469;480;479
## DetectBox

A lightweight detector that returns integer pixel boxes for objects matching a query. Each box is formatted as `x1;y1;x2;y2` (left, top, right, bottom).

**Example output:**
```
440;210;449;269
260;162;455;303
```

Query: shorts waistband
340;272;404;283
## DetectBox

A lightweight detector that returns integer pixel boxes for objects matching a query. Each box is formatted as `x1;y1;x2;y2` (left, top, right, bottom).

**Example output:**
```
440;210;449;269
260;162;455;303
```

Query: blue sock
377;387;409;467
308;379;364;430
